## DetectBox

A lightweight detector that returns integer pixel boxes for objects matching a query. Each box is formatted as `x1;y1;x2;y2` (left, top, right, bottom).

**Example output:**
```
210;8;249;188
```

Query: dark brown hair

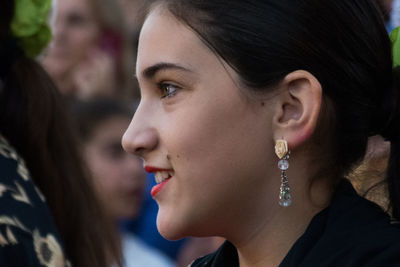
0;1;122;266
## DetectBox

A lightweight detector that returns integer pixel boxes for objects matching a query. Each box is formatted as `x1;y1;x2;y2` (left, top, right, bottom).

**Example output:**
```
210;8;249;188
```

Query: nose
122;107;159;159
51;16;66;44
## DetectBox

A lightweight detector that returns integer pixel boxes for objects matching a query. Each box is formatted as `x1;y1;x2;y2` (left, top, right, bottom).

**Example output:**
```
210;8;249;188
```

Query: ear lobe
273;70;322;149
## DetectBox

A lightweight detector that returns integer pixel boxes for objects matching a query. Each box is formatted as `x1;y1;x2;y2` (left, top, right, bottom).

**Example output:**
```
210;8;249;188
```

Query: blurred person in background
72;99;174;267
42;0;138;100
348;0;399;206
348;135;391;210
349;0;400;210
0;0;121;266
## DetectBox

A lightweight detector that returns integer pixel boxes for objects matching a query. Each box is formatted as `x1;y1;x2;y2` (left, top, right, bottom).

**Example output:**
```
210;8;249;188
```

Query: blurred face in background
43;0;100;83
84;115;146;221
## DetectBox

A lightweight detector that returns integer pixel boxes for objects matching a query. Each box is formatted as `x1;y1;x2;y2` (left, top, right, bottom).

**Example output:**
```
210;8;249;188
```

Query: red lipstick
144;166;172;173
151;180;170;197
145;166;174;198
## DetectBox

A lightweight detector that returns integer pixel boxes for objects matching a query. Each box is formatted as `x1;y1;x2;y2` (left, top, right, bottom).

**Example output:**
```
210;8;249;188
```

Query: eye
66;12;87;27
158;82;180;99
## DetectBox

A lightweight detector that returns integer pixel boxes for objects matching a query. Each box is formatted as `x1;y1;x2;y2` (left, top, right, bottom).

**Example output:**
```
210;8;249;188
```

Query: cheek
87;155;121;190
156;96;272;238
167;98;268;178
92;168;117;195
70;26;99;51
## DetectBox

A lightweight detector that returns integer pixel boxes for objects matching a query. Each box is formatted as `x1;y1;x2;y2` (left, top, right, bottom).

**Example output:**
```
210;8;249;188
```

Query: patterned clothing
0;134;70;267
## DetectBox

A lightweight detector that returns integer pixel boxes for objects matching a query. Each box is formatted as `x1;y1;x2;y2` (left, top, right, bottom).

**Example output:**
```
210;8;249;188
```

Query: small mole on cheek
261;102;265;106
167;155;171;160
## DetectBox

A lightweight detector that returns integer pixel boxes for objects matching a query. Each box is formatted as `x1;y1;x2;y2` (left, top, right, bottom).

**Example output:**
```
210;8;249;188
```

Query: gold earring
275;139;291;207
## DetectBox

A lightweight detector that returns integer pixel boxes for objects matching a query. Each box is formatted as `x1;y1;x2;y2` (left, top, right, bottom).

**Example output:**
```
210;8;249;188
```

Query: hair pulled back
154;0;400;218
0;1;121;266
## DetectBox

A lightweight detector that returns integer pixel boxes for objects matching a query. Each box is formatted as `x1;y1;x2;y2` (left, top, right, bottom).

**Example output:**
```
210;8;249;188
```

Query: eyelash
158;82;180;99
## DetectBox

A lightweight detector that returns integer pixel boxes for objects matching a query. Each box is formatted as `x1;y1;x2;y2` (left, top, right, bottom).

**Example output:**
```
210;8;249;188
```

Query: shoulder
336;218;400;264
0;134;32;185
300;223;400;266
0;224;71;267
0;134;70;267
122;233;175;267
282;179;400;266
0;134;50;228
302;181;400;266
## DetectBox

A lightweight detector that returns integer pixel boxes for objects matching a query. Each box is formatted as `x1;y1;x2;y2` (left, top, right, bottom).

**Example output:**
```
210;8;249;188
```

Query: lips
145;166;172;173
145;166;174;197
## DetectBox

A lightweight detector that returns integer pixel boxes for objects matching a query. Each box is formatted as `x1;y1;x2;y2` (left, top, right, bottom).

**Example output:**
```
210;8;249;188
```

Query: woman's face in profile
123;6;278;240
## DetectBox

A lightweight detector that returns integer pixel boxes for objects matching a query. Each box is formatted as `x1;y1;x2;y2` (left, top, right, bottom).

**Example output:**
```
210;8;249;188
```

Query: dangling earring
275;139;291;207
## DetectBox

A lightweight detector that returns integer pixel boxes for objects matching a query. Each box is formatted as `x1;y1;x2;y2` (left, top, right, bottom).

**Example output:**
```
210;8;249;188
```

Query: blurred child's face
85;116;146;220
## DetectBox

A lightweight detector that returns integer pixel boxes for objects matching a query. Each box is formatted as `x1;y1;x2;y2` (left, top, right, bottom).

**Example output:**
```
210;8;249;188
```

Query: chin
156;209;190;241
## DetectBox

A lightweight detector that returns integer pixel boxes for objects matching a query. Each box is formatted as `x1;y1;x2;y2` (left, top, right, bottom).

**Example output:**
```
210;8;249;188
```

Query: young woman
0;0;120;266
122;0;400;266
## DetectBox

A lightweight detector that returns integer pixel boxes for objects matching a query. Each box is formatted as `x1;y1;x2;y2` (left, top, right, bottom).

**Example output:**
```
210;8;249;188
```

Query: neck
231;173;334;266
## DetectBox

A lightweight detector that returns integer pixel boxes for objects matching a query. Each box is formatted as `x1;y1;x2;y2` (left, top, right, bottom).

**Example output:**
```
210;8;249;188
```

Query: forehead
57;0;93;15
137;5;218;77
91;116;130;141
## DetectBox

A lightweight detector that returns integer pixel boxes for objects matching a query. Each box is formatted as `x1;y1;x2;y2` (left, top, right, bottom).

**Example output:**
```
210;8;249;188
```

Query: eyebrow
140;62;194;79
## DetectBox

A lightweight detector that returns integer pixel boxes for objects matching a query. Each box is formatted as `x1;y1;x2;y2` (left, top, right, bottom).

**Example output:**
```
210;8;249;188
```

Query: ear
272;70;322;150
